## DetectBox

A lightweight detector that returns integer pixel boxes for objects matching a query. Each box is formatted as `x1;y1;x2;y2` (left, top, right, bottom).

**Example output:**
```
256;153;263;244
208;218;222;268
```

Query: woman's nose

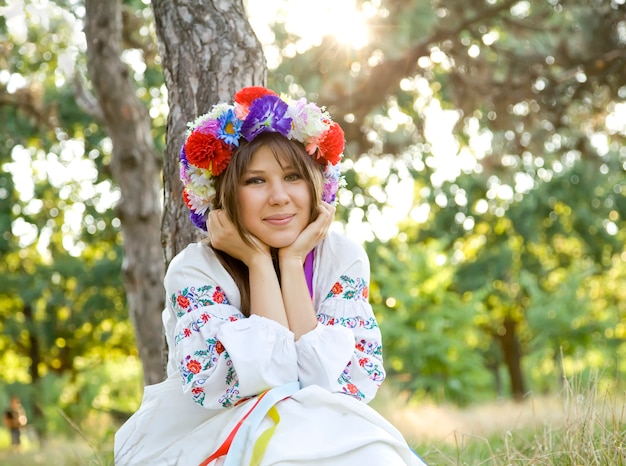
268;181;290;205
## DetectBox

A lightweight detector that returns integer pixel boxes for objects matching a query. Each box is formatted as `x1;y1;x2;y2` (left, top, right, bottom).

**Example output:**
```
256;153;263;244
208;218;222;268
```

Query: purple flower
241;95;292;142
190;210;208;231
180;144;189;166
322;164;341;204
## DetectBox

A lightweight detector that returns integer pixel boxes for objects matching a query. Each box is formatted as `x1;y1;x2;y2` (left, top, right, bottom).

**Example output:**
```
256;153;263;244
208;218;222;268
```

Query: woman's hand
279;202;335;263
207;210;271;266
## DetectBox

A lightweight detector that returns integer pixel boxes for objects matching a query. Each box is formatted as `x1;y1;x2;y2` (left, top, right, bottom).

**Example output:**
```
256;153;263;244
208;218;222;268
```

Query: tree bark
496;316;526;400
151;0;266;264
84;0;165;386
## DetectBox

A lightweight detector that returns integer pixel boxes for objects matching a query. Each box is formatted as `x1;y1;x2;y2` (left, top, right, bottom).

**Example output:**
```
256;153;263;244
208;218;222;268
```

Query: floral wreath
179;86;346;231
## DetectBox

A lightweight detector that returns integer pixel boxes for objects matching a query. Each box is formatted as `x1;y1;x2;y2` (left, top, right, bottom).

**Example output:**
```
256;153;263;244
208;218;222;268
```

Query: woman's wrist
246;253;274;270
278;249;307;266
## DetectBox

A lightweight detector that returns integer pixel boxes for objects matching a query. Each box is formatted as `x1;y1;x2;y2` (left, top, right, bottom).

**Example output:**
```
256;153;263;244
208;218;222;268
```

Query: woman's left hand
279;202;335;263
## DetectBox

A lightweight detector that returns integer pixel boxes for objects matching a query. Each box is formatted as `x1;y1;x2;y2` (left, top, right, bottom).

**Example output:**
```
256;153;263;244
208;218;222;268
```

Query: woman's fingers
207;209;271;263
279;202;336;262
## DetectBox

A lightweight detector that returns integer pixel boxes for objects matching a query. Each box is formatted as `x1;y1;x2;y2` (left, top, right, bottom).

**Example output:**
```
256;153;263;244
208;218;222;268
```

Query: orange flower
331;282;343;295
177;295;190;308
184;131;232;175
213;290;225;304
186;359;202;374
362;286;369;299
317;122;344;165
215;341;225;354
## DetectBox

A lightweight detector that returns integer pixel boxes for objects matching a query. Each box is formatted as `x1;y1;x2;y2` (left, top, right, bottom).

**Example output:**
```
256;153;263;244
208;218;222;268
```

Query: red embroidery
186;359;202;374
177;295;190;308
331;282;343;295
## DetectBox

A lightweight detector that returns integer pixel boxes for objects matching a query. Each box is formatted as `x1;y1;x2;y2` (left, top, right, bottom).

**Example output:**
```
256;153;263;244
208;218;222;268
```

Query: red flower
182;189;193;208
191;387;203;395
177;295;190;308
331;282;343;295
355;342;365;352
213;290;225;304
183;328;192;337
317;122;344;165
184;131;232;175
200;313;210;323
186;359;202;374
234;86;277;109
215;341;225;354
359;357;369;367
346;383;358;394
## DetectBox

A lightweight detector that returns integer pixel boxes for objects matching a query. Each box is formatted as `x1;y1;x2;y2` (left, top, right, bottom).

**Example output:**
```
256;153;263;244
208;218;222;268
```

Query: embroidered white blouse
162;230;385;408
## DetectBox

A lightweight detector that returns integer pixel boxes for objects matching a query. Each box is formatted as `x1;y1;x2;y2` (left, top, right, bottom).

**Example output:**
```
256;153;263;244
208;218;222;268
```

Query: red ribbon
199;390;270;466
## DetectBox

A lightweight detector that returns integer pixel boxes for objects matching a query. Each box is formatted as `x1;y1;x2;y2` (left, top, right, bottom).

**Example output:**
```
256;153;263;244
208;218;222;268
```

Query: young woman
115;87;427;465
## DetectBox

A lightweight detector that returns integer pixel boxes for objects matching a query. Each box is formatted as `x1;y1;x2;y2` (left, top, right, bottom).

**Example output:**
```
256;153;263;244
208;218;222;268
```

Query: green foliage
0;356;142;442
367;237;492;405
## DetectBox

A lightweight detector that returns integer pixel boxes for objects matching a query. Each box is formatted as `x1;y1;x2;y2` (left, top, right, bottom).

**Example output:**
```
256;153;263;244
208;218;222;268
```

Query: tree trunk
84;0;165;386
24;304;44;444
151;0;267;264
496;316;526;400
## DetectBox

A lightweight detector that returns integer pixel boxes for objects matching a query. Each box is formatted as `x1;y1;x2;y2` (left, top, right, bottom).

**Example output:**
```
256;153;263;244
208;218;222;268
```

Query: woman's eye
285;173;301;182
244;177;264;185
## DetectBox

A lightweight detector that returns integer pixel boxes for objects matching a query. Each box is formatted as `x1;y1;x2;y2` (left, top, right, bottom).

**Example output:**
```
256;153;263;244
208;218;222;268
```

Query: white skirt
115;375;427;465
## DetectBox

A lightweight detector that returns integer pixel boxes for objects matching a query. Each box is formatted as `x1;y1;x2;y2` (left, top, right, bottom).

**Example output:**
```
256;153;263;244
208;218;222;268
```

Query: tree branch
72;73;104;121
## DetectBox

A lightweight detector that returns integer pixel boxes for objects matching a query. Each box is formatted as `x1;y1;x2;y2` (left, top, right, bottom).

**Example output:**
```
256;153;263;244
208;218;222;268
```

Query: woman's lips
264;214;294;226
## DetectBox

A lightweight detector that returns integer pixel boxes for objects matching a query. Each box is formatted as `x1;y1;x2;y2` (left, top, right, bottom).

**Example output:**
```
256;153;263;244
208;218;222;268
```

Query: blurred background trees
0;0;624;441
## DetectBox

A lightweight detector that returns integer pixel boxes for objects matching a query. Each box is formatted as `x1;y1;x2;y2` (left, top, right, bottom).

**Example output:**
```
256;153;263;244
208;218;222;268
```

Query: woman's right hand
207;210;271;265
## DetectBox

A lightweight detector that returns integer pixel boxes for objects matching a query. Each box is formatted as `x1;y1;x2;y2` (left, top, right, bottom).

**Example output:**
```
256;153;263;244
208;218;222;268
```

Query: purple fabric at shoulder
304;250;315;299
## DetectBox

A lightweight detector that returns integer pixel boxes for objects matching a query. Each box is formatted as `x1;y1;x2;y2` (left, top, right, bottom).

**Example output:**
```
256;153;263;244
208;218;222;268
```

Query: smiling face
237;145;312;248
214;133;324;250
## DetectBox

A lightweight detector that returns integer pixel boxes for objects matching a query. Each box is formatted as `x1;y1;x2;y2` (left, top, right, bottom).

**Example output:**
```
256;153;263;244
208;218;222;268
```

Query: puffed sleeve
165;243;298;409
295;233;385;403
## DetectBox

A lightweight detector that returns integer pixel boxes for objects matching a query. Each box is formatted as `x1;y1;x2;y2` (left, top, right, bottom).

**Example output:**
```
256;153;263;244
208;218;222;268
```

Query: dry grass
374;377;626;465
0;436;102;465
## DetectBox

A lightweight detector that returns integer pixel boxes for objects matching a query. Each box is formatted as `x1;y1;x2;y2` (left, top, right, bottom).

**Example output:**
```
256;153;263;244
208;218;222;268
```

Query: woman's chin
264;235;299;250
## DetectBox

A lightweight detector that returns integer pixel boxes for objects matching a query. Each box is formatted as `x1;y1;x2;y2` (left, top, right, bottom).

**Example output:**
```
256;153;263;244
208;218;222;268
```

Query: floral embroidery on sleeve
179;336;243;408
171;285;231;317
324;275;369;302
317;313;378;330
335;336;384;400
174;310;243;345
338;362;366;400
355;339;384;382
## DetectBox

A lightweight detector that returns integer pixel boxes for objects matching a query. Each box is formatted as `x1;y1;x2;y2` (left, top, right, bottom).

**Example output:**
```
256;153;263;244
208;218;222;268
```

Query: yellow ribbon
249;405;281;466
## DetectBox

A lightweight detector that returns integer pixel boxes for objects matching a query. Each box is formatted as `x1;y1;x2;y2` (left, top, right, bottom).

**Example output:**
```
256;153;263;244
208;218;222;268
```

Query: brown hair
211;132;324;315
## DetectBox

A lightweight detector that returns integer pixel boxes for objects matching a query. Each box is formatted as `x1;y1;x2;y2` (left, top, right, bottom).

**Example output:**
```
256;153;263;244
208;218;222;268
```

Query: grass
1;377;624;465
377;375;626;465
